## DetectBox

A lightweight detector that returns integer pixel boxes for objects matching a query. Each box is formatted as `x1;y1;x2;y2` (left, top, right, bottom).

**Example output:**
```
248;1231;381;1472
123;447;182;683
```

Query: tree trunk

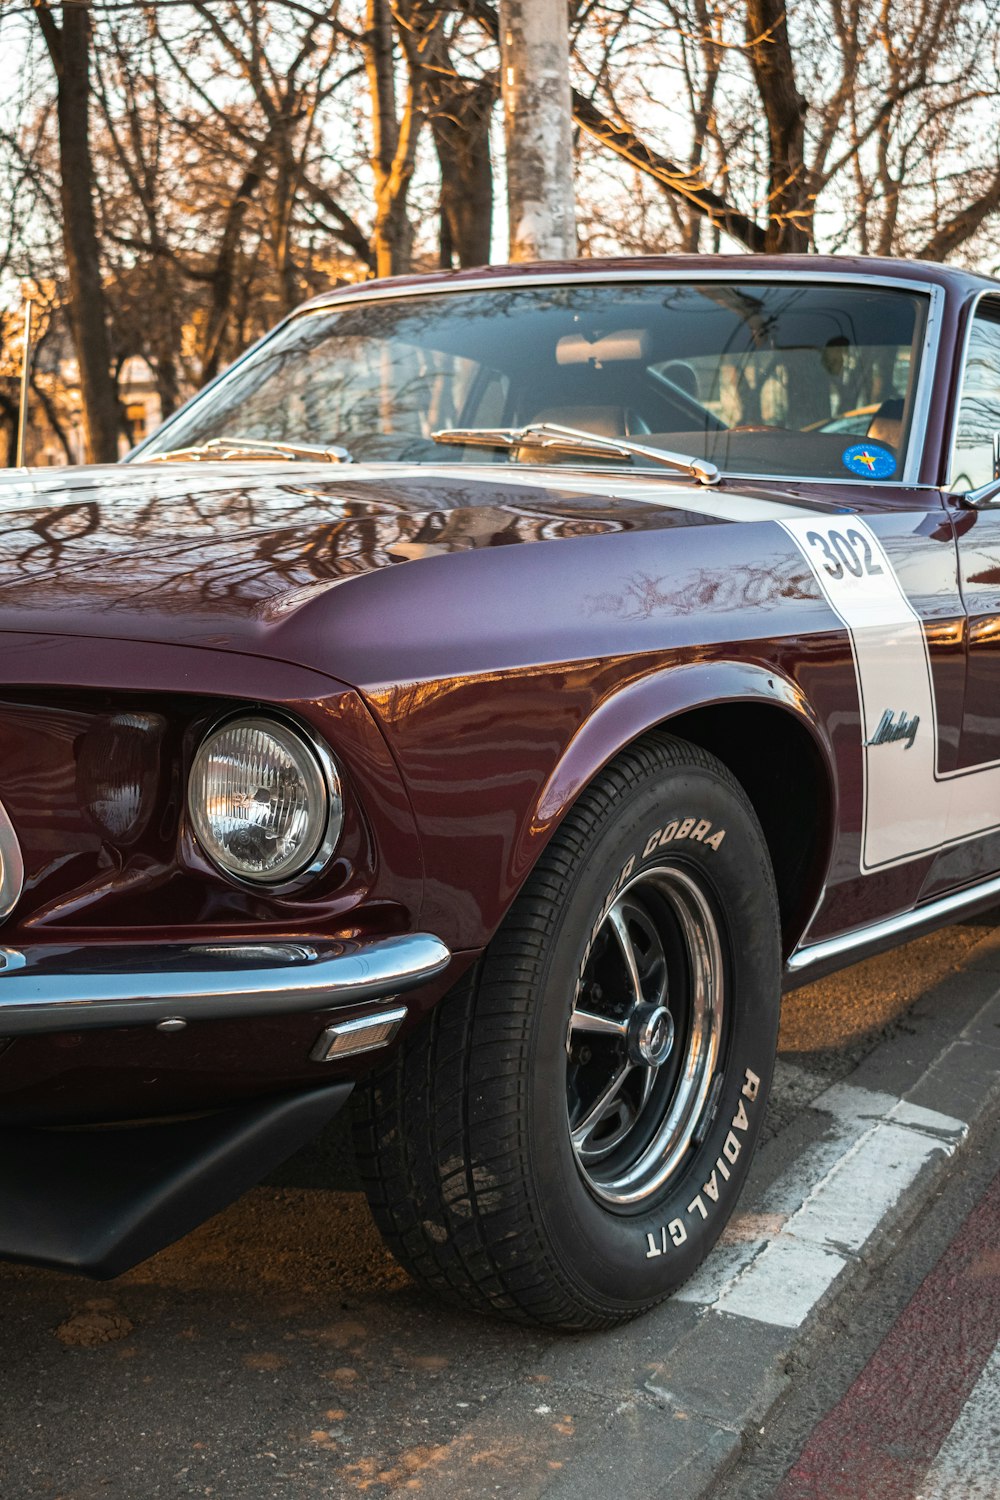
0;394;17;468
36;4;121;463
153;347;181;421
744;0;812;252
365;0;416;278
199;139;274;383
431;76;494;268
499;0;577;261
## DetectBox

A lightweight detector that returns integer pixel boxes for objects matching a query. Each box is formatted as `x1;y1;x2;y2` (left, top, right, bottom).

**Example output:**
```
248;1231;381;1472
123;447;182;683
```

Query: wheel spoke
565;860;728;1206
606;902;643;1006
571;1063;633;1152
570;1008;629;1039
637;1062;658;1112
647;955;669;1009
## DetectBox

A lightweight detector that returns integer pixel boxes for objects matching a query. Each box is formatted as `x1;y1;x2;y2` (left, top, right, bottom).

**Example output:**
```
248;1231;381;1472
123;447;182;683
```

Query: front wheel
353;734;781;1329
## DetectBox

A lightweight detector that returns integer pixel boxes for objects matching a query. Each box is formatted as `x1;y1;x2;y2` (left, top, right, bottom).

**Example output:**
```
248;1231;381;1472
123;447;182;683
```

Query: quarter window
951;305;1000;493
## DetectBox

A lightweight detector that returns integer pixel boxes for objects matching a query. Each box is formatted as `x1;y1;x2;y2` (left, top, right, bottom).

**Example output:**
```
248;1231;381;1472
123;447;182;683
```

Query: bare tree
401;2;497;269
570;0;1000;262
95;1;373;387
364;0;422;275
30;2;121;461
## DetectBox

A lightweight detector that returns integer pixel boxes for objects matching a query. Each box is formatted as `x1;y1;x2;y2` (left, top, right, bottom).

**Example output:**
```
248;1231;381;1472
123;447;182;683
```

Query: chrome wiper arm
146;436;353;464
432;422;719;485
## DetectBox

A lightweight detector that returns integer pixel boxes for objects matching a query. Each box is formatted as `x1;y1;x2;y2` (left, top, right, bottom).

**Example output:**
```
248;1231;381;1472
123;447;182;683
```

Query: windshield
139;280;928;481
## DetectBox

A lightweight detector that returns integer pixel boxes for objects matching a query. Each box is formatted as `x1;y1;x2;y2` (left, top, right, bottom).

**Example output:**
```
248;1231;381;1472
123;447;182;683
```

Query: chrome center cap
629;1004;675;1067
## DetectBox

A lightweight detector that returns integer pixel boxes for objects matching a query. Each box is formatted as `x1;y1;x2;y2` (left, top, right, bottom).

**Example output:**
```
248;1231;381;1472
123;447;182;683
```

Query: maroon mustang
1;254;999;1330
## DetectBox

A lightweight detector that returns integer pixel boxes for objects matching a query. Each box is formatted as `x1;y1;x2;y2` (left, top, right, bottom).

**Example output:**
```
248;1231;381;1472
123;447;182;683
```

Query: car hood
0;459;831;687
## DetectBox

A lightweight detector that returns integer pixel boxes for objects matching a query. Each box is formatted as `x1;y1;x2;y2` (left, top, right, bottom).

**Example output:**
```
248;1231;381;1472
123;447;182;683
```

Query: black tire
353;733;781;1330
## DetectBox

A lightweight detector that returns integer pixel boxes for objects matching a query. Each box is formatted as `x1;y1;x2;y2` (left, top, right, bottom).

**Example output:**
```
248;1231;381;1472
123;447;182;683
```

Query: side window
951;306;1000;492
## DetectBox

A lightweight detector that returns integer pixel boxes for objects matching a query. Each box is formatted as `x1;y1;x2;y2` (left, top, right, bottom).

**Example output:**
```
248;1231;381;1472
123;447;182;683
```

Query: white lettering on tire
644;1068;762;1257
643;818;727;858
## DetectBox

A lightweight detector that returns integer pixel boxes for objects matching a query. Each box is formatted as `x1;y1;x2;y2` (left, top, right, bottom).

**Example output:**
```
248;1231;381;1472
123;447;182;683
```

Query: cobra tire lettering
644;1067;762;1257
643;818;726;859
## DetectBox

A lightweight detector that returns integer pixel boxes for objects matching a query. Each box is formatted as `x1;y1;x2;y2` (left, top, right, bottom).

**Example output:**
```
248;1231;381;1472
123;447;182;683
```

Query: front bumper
0;933;451;1036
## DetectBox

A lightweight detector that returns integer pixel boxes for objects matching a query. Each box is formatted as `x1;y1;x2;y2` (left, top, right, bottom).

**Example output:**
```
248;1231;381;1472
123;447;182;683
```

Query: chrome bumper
0;934;451;1036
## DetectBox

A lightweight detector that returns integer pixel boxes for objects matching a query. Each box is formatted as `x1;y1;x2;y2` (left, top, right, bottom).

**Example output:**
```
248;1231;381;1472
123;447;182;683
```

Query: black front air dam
0;1083;352;1278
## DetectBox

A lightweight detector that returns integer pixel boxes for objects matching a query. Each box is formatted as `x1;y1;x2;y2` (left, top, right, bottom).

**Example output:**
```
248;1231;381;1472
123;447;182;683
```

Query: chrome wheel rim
565;864;725;1208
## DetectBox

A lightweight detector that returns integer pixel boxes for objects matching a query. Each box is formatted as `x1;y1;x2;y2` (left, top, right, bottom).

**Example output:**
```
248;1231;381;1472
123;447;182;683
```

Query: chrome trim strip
965;476;1000;509
300;266;942;312
0;797;24;921
0;933;451;1036
137;268;945;491
947;287;1000;496
786;874;1000;974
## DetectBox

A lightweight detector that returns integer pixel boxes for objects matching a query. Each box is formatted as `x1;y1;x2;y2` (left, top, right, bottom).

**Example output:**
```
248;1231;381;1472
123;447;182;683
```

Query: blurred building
25;336;163;467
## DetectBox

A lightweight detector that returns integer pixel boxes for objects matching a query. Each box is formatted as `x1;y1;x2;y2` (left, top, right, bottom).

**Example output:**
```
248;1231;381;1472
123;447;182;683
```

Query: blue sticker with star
841;442;896;479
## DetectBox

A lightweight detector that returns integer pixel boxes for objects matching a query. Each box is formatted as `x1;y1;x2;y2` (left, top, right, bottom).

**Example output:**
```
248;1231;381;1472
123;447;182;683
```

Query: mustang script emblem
866;708;920;750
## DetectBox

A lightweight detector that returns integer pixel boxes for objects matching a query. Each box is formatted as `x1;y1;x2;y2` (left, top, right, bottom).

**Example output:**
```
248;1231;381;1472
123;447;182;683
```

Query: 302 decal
805;525;884;581
779;514;1000;873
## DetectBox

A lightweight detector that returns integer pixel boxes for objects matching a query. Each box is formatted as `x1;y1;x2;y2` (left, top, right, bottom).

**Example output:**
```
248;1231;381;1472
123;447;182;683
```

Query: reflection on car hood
0;459;826;680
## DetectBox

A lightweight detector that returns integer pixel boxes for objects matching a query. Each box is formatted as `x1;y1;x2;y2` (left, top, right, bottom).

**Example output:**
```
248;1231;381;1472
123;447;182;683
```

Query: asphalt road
0;913;997;1500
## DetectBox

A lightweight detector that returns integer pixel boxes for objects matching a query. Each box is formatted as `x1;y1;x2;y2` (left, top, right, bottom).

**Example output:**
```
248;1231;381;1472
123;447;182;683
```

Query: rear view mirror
556;328;651;366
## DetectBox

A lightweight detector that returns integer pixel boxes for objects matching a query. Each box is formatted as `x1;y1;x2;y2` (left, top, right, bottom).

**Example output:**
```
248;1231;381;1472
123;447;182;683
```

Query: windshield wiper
145;436;353;464
431;422;720;486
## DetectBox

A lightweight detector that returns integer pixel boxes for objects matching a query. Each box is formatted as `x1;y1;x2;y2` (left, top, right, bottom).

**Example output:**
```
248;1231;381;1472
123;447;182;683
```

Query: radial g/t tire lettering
353;733;781;1330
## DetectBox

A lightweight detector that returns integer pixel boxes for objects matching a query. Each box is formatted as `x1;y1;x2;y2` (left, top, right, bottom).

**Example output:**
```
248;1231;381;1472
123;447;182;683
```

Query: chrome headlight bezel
187;712;343;891
0;796;24;922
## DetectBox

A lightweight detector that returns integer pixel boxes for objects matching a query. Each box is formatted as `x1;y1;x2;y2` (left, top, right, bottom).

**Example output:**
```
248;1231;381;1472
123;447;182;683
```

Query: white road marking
715;1237;847;1329
676;1081;967;1327
779;514;1000;871
917;1345;1000;1500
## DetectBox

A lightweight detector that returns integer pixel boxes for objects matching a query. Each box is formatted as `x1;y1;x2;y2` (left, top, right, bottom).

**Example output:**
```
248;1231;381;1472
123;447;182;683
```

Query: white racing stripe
396;465;822;523
916;1345;1000;1500
780;515;1000;871
675;1080;966;1328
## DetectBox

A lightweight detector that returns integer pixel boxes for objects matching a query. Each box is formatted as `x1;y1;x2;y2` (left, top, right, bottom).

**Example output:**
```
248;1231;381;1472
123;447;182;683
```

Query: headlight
188;716;341;885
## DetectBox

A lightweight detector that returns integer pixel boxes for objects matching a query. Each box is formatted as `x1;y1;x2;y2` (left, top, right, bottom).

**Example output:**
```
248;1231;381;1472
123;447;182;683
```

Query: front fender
513;659;837;947
533;660;829;828
368;655;837;955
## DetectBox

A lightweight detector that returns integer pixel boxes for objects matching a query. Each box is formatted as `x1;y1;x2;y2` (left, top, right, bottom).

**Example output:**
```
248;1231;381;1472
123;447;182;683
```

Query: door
929;296;1000;893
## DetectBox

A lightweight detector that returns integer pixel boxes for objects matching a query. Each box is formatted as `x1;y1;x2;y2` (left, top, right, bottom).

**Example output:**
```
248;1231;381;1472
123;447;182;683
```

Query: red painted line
774;1164;1000;1500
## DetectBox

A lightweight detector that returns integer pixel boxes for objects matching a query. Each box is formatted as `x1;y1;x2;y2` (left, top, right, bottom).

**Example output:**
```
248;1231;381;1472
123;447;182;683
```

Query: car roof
296;253;1000;316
